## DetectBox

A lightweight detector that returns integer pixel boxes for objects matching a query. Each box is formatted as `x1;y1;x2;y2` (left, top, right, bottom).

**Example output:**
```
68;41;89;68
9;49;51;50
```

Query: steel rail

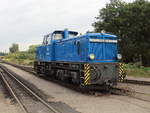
0;65;60;113
133;91;150;96
0;71;28;113
123;79;150;85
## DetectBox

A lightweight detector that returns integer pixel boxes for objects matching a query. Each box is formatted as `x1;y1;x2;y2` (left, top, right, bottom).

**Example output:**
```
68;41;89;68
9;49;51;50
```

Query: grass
125;63;150;78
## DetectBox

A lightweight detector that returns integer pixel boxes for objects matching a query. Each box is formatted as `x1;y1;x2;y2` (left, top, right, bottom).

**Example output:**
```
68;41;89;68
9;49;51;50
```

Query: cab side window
42;37;46;45
42;35;48;45
47;34;52;44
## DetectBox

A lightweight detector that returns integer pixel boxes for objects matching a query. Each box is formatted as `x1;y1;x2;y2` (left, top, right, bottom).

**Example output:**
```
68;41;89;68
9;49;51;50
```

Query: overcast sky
0;0;134;52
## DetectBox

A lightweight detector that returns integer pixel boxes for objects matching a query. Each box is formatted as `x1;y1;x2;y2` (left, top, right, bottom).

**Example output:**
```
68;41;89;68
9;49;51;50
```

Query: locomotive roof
51;30;116;38
53;30;78;35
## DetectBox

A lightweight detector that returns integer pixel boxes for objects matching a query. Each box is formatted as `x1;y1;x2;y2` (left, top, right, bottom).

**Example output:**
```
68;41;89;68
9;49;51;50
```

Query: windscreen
68;34;77;38
53;33;63;40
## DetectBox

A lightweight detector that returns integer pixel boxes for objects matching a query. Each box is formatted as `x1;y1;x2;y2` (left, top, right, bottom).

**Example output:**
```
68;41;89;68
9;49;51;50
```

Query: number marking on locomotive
89;39;117;43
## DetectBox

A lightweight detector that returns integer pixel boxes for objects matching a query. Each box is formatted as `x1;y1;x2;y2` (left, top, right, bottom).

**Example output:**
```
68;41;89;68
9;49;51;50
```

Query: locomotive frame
34;61;118;86
34;29;125;87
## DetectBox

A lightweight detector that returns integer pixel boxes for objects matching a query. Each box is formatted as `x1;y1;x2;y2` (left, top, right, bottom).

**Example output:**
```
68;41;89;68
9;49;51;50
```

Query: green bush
125;64;150;77
3;44;39;66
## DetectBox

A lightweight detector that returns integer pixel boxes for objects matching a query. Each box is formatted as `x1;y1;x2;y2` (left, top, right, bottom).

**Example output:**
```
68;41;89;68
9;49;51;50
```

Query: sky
0;0;134;52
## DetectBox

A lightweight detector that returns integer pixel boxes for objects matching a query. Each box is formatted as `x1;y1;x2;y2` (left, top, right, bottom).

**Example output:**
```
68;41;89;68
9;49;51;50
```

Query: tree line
93;0;150;66
4;43;39;65
9;43;38;54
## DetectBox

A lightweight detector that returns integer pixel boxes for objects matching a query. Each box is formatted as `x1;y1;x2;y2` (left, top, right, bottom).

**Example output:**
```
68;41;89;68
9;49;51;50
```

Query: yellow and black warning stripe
84;64;90;85
118;63;126;82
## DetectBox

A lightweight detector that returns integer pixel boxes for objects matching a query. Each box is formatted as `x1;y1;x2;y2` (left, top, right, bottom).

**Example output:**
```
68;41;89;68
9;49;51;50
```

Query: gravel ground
117;83;150;94
0;80;22;113
2;63;150;113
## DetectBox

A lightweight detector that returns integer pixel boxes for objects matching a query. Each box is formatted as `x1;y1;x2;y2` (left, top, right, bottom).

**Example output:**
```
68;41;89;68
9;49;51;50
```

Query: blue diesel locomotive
34;29;122;86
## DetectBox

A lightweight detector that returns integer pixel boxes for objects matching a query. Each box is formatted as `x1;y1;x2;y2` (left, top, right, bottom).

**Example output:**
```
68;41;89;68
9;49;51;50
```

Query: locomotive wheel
36;68;40;74
71;72;79;84
56;70;66;81
90;65;101;83
60;73;65;81
56;70;62;80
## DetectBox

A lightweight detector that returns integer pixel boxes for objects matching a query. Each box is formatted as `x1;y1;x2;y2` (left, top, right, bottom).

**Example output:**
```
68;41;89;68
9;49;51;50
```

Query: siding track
0;64;61;113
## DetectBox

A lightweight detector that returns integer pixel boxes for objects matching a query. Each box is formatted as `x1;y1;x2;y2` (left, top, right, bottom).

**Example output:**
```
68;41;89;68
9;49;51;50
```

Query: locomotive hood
86;33;118;63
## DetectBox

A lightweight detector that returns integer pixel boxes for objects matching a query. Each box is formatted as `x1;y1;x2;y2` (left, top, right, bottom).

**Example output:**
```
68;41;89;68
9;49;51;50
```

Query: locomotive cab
42;29;78;45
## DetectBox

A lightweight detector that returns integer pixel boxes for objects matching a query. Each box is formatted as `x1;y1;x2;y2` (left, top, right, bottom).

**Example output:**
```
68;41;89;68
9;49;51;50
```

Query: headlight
89;54;95;60
117;54;122;60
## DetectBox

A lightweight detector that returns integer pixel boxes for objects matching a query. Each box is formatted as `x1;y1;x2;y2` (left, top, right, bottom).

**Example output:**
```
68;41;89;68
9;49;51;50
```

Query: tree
93;0;150;66
28;45;40;53
9;43;19;53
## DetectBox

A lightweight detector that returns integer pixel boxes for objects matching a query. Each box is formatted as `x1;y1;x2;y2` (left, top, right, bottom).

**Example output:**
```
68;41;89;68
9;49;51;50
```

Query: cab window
69;34;76;38
53;33;63;40
42;35;48;45
47;34;52;44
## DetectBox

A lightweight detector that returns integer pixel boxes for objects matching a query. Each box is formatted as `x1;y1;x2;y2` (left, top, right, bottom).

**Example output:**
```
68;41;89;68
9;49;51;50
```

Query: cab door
45;34;52;61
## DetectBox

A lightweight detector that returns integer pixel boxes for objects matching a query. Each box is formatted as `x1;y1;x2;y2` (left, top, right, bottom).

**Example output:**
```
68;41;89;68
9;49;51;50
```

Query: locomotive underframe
34;61;118;86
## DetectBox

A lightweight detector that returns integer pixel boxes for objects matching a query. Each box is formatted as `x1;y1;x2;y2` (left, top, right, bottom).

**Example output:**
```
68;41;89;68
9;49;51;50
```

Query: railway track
123;79;150;85
0;64;60;113
110;87;150;103
11;63;150;103
1;61;150;103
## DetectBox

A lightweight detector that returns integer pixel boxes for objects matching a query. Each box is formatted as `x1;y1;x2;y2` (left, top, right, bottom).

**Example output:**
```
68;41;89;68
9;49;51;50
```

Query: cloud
0;0;134;52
